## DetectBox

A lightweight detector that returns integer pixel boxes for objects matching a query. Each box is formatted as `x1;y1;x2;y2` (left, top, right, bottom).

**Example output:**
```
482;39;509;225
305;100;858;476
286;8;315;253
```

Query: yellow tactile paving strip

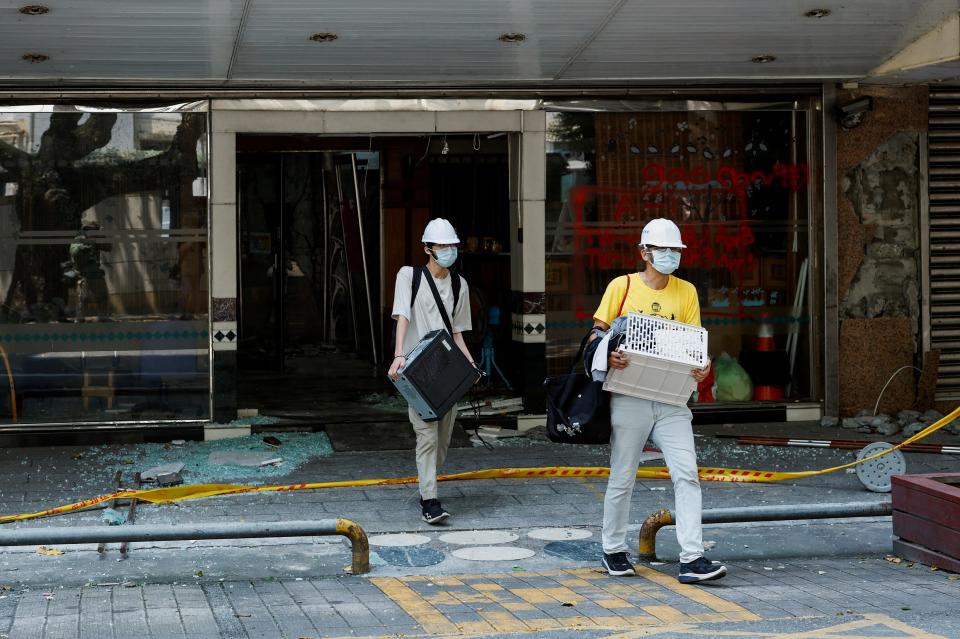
365;572;949;639
371;567;759;634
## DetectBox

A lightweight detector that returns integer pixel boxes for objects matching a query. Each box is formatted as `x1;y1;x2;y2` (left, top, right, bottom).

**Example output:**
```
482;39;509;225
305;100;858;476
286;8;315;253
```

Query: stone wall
836;86;927;417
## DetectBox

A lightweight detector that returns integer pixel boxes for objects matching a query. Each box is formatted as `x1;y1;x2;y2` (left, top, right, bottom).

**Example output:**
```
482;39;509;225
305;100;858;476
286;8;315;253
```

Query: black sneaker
420;498;449;524
678;556;727;584
602;552;636;577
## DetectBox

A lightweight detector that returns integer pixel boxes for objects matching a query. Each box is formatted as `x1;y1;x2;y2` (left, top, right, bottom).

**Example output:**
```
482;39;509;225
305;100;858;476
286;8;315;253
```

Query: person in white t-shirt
388;218;476;524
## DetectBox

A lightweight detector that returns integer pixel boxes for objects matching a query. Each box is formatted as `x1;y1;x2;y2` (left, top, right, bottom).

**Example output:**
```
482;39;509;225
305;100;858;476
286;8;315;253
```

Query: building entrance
235;135;514;432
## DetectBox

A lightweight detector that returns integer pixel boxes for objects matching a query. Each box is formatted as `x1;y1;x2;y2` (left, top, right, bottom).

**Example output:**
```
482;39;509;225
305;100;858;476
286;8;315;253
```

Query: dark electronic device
392;330;478;421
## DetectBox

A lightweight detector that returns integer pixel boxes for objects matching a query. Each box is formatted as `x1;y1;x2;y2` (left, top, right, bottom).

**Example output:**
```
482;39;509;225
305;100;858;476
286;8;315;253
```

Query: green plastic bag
713;352;753;402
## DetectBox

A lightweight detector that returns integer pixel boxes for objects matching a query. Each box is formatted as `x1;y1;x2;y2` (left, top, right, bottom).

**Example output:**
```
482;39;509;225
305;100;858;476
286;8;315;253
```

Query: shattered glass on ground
90;431;334;485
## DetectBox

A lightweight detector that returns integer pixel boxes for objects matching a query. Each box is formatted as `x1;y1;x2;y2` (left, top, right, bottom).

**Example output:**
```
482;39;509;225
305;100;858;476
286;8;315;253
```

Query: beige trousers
410;407;457;500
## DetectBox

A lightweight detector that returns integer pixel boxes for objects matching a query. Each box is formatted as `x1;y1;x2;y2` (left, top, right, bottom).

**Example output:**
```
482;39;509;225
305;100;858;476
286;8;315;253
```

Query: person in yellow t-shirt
591;218;725;585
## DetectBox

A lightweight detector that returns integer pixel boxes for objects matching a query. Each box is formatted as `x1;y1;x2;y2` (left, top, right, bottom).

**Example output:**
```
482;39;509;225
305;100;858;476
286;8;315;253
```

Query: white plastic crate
602;313;708;406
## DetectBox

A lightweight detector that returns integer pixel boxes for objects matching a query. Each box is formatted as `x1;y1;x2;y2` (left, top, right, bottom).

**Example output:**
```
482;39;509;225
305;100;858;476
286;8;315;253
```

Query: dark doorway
235;135;514;427
237;151;380;371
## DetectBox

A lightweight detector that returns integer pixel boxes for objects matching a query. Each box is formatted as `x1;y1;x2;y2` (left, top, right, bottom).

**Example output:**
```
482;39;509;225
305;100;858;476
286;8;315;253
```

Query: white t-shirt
392;266;472;355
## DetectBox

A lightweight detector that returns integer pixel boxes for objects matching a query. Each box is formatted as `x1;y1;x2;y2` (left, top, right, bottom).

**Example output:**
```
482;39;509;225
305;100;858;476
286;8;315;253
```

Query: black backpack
543;331;611;445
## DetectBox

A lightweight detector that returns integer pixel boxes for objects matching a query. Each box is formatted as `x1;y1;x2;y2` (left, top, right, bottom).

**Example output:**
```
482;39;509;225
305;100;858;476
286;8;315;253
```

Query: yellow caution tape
2;407;956;525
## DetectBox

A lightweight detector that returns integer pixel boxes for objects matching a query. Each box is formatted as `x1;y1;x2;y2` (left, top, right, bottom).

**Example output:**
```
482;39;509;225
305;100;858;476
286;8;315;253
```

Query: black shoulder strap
411;267;462;315
422;270;455;336
452;272;462;310
571;331;592;374
410;267;423;309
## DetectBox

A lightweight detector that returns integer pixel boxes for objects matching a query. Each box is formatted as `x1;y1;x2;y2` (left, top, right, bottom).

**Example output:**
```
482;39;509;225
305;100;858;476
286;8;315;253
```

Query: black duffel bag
544;332;611;445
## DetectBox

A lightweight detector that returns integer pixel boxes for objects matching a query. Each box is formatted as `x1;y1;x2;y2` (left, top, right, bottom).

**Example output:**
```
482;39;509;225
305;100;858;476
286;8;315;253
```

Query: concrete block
204;424;252;441
786;403;822;422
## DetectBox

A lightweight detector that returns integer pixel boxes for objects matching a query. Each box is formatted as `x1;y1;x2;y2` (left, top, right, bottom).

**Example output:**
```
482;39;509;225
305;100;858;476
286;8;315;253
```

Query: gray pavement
0;427;959;637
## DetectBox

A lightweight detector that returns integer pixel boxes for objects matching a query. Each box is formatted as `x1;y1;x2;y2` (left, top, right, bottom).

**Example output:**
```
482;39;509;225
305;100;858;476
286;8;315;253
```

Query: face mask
433;247;458;268
649;248;681;275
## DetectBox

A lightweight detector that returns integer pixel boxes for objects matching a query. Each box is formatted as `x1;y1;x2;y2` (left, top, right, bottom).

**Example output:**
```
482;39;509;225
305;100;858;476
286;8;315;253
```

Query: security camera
835;96;874;129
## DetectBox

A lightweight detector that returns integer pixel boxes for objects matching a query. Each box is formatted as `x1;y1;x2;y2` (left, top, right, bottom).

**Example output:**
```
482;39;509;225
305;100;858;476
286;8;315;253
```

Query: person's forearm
452;332;475;364
394;316;409;356
589;320;609;342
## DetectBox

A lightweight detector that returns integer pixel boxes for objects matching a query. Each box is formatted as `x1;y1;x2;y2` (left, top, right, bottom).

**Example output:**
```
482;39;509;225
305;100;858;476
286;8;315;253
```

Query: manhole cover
369;533;431;547
451;546;535;561
543;540;605;561
375;546;445;567
528;528;593;541
439;530;518;545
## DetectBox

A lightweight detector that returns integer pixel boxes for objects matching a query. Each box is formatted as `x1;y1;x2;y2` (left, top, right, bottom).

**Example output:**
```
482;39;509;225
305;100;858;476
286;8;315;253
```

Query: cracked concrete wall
841;131;920;330
836;86;927;417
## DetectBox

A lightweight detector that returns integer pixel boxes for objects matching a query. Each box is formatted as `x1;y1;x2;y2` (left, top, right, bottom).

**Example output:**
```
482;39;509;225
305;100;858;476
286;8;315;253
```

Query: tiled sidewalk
1;558;958;638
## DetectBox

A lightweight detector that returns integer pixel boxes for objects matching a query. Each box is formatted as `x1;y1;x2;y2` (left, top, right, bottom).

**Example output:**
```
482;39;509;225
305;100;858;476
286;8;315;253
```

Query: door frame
208;100;546;421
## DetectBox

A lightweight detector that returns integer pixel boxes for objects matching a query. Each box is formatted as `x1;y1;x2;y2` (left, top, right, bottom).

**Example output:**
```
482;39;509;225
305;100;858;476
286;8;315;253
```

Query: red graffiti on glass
565;163;806;321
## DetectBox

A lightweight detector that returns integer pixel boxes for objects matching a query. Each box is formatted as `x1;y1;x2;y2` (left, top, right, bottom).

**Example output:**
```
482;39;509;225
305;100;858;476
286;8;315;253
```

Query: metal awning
1;0;959;88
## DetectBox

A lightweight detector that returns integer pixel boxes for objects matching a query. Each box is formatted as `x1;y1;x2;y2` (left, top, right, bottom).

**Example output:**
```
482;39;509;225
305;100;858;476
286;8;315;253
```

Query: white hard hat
421;218;460;244
640;218;686;249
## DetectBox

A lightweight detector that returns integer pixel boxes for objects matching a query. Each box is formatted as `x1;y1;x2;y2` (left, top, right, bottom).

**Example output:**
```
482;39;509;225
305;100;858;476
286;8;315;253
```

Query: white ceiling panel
0;0;958;86
0;0;244;81
230;0;618;82
562;0;960;80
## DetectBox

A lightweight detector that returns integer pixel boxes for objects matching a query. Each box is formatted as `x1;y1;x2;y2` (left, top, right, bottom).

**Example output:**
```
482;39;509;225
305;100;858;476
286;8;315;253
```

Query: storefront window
0;106;209;424
546;105;814;403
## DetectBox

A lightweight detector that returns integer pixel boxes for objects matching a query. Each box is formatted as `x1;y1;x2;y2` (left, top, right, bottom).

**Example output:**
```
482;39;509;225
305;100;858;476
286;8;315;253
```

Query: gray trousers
602;394;704;563
410;407;456;500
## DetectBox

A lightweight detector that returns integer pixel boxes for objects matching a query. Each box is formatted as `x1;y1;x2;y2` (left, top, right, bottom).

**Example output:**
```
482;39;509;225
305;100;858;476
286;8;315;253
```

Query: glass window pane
0;110;209;424
545;108;813;402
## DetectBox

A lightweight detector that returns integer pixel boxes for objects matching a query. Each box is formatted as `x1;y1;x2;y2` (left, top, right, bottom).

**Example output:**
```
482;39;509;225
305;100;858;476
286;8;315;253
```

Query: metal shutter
929;89;960;401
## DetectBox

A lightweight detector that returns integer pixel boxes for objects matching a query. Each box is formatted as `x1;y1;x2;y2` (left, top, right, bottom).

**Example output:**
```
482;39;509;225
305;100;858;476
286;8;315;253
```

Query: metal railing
0;518;370;574
639;501;892;559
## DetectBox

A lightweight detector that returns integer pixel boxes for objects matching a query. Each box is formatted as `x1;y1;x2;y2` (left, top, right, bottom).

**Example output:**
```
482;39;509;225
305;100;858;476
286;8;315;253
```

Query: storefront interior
234;134;516;425
0;106;211;427
545;103;818;409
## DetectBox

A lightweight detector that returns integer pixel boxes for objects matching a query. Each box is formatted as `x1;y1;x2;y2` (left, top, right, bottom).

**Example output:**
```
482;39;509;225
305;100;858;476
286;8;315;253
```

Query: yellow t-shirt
593;273;701;327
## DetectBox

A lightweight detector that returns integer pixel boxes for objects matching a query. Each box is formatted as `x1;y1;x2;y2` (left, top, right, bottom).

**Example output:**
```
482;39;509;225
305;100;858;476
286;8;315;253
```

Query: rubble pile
820;409;960;437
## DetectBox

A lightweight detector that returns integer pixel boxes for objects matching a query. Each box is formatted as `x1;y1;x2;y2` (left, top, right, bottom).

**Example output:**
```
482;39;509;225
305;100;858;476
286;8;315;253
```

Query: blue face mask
433;247;458;268
650;248;681;275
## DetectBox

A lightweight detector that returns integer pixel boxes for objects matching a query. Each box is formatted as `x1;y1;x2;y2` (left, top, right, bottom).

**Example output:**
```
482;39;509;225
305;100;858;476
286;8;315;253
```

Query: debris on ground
155;471;183;486
141;463;185;482
824;407;958;436
208;451;284;468
358;392;409;413
101;508;125;526
457;397;524;416
36;546;65;556
93;431;333;484
228;415;282;427
262;436;282;448
468;425;564;449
